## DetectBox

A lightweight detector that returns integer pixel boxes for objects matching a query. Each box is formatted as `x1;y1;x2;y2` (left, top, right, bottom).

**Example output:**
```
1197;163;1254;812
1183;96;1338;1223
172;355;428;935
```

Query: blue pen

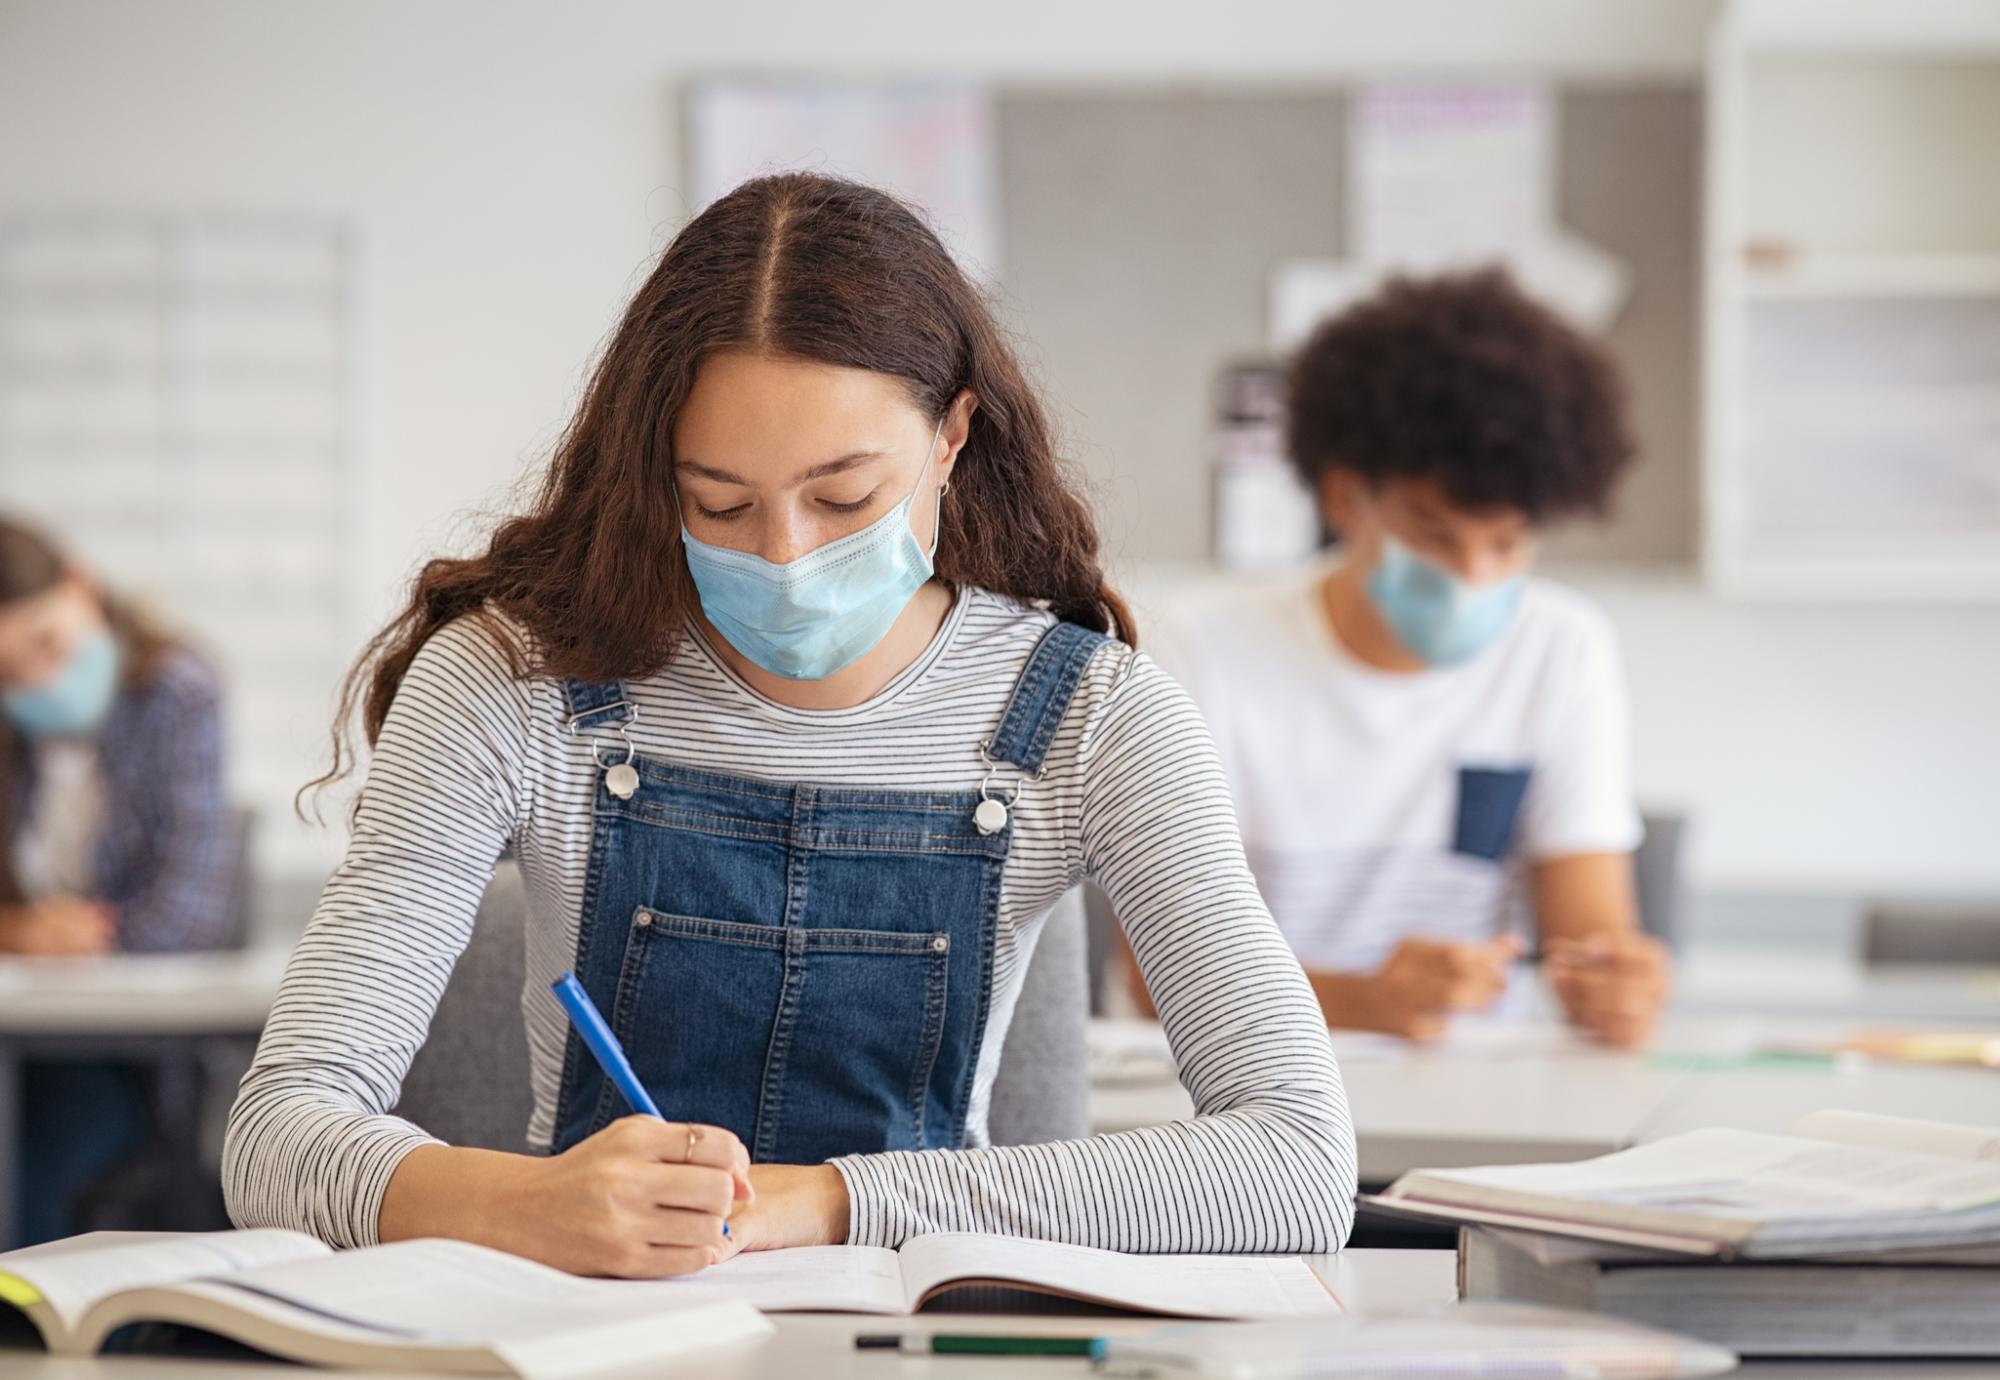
551;971;729;1236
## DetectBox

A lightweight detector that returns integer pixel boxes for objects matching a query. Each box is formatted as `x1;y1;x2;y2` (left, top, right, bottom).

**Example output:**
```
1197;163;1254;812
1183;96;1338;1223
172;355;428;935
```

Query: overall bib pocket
549;621;1109;1163
596;907;951;1164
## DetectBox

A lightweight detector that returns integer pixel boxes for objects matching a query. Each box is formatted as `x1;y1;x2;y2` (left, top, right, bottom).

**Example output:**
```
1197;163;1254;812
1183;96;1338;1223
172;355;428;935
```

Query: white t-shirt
12;738;107;899
1151;561;1641;976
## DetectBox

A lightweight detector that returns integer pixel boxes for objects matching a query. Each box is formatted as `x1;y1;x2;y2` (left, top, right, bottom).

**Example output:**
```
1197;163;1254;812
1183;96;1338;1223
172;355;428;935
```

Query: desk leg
0;1044;18;1249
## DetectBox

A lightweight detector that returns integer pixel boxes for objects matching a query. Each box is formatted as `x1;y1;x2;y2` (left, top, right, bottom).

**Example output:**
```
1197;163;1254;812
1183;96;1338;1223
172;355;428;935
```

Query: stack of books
1366;1111;2000;1357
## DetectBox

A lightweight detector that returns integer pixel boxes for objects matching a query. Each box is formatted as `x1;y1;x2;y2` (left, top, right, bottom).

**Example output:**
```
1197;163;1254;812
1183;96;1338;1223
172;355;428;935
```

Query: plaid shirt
7;647;238;952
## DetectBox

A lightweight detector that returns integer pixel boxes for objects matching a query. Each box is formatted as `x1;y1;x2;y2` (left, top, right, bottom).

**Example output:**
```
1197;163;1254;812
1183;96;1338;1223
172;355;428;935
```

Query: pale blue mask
1366;536;1523;667
3;627;121;737
680;416;947;681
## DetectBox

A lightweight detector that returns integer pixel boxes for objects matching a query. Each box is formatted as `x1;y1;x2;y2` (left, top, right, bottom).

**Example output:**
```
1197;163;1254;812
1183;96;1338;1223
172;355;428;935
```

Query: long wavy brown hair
310;173;1132;805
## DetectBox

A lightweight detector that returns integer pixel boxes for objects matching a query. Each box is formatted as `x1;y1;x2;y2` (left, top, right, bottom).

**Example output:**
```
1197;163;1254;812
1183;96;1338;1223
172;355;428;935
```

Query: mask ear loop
917;411;949;564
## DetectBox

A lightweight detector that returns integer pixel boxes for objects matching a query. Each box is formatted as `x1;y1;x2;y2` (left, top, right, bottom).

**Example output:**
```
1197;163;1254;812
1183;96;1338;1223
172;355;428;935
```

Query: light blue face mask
3;626;122;737
1365;535;1523;668
680;416;947;682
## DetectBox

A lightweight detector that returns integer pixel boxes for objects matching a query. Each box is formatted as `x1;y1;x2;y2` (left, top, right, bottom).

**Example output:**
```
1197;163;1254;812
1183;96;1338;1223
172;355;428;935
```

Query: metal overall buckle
566;700;641;799
973;741;1045;836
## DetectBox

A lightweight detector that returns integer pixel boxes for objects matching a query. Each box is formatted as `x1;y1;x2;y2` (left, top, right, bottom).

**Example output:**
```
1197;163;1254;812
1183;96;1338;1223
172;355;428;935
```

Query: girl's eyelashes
690;487;882;522
819;488;880;515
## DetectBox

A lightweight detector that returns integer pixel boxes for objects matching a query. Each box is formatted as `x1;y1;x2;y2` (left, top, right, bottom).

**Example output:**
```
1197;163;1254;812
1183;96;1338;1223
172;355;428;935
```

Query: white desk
1672;953;2000;1024
1094;1026;1690;1180
0;950;286;1037
0;949;286;1249
5;1249;1998;1378
1638;1060;2000;1142
1090;983;2000;1186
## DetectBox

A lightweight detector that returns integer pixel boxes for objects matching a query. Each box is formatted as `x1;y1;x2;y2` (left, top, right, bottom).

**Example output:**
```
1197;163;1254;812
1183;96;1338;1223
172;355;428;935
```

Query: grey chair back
1634;811;1688;952
208;806;257;950
1863;900;2000;966
392;863;1092;1153
393;862;535;1152
988;890;1091;1146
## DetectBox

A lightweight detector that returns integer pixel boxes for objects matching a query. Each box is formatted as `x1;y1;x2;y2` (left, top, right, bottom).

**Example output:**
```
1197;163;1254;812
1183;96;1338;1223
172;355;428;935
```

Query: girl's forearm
378;1143;545;1252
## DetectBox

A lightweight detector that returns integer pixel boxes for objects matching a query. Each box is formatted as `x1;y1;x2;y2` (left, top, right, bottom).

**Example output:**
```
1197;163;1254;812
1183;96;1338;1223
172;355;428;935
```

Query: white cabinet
1702;0;2000;598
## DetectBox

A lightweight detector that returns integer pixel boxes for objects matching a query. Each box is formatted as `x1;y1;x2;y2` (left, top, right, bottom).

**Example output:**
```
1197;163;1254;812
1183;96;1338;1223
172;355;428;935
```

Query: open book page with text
894;1233;1339;1318
0;1230;329;1334
600;1245;909;1314
180;1238;748;1340
79;1240;770;1374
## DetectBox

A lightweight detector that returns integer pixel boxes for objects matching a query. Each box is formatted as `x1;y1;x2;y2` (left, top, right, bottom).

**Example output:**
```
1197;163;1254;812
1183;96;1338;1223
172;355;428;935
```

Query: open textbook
0;1228;1332;1372
621;1231;1337;1318
1365;1111;2000;1260
0;1232;768;1376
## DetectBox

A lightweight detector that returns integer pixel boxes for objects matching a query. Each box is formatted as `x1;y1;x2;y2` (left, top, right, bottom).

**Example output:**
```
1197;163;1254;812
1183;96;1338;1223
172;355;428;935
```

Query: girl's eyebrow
675;451;888;487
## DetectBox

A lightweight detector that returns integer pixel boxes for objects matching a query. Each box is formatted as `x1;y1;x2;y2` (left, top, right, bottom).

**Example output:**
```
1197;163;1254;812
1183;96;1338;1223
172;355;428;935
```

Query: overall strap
983;620;1113;776
562;679;634;734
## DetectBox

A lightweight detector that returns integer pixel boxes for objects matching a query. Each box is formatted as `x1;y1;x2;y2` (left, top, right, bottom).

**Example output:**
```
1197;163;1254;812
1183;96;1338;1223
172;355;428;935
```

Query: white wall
0;0;1720;606
14;0;1997;898
1552;566;2000;896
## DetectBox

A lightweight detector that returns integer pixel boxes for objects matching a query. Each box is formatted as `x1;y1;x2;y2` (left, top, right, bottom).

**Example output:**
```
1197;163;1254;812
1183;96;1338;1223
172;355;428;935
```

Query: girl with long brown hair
224;174;1354;1275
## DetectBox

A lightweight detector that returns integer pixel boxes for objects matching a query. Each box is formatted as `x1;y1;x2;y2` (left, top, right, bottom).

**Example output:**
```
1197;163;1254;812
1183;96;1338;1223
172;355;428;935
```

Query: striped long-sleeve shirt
223;586;1357;1253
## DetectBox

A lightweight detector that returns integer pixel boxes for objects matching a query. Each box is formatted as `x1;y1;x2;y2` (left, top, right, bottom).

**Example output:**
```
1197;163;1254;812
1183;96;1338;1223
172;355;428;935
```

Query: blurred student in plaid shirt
0;514;239;1243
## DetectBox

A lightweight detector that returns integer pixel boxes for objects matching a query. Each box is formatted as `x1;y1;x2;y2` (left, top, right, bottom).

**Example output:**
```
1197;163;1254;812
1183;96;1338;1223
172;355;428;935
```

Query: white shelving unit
1702;0;2000;599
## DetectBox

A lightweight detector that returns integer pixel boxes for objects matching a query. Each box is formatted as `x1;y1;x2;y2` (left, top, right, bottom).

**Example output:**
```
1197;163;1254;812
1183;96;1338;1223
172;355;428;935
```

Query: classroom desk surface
6;1249;1999;1378
1090;997;2000;1185
0;949;287;1037
1093;1024;1692;1180
1673;952;2000;1024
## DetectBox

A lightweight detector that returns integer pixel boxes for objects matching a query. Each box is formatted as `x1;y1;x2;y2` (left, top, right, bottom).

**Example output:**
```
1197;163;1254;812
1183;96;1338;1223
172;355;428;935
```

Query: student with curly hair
1154;270;1669;1049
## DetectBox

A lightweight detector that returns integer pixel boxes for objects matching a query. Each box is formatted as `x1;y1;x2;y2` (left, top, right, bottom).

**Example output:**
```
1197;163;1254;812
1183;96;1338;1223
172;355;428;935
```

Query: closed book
1459;1224;2000;1358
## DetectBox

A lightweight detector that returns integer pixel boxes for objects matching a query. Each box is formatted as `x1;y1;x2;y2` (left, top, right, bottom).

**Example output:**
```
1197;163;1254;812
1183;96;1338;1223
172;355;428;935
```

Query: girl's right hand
510;1117;753;1278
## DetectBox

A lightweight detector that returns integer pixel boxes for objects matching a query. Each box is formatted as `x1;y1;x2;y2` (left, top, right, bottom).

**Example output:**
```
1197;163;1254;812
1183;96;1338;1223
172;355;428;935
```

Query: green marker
855;1333;1098;1356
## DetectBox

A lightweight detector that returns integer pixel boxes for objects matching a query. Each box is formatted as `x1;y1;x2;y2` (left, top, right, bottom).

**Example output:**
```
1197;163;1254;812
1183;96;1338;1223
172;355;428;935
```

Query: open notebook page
0;1230;327;1330
198;1239;767;1340
895;1234;1339;1319
601;1245;908;1314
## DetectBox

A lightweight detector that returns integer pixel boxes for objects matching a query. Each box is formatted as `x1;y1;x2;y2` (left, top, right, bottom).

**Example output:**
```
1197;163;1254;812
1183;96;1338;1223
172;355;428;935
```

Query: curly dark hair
1285;268;1634;521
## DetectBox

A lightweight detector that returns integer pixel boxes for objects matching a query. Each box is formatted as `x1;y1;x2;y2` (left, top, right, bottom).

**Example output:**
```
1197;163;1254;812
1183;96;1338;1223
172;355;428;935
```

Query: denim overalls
549;620;1108;1164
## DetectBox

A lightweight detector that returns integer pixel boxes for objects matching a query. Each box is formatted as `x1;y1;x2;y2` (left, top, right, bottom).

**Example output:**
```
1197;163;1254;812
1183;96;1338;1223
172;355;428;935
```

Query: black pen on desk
856;1333;1099;1357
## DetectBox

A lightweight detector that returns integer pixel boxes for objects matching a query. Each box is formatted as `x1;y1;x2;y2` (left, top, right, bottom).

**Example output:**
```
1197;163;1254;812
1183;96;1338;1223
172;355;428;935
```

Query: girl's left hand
715;1163;850;1260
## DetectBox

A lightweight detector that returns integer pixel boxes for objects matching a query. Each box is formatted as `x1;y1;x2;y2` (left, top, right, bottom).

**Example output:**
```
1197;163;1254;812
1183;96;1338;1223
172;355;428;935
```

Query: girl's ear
939;389;979;483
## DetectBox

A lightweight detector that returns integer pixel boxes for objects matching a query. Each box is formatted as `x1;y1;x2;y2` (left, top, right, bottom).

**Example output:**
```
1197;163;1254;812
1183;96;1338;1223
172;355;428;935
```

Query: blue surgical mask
1365;536;1523;667
681;416;947;681
3;627;122;737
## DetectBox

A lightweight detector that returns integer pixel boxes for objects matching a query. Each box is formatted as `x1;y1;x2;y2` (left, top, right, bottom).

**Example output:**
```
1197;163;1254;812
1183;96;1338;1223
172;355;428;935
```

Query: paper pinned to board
1270;83;1630;350
686;79;1001;278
